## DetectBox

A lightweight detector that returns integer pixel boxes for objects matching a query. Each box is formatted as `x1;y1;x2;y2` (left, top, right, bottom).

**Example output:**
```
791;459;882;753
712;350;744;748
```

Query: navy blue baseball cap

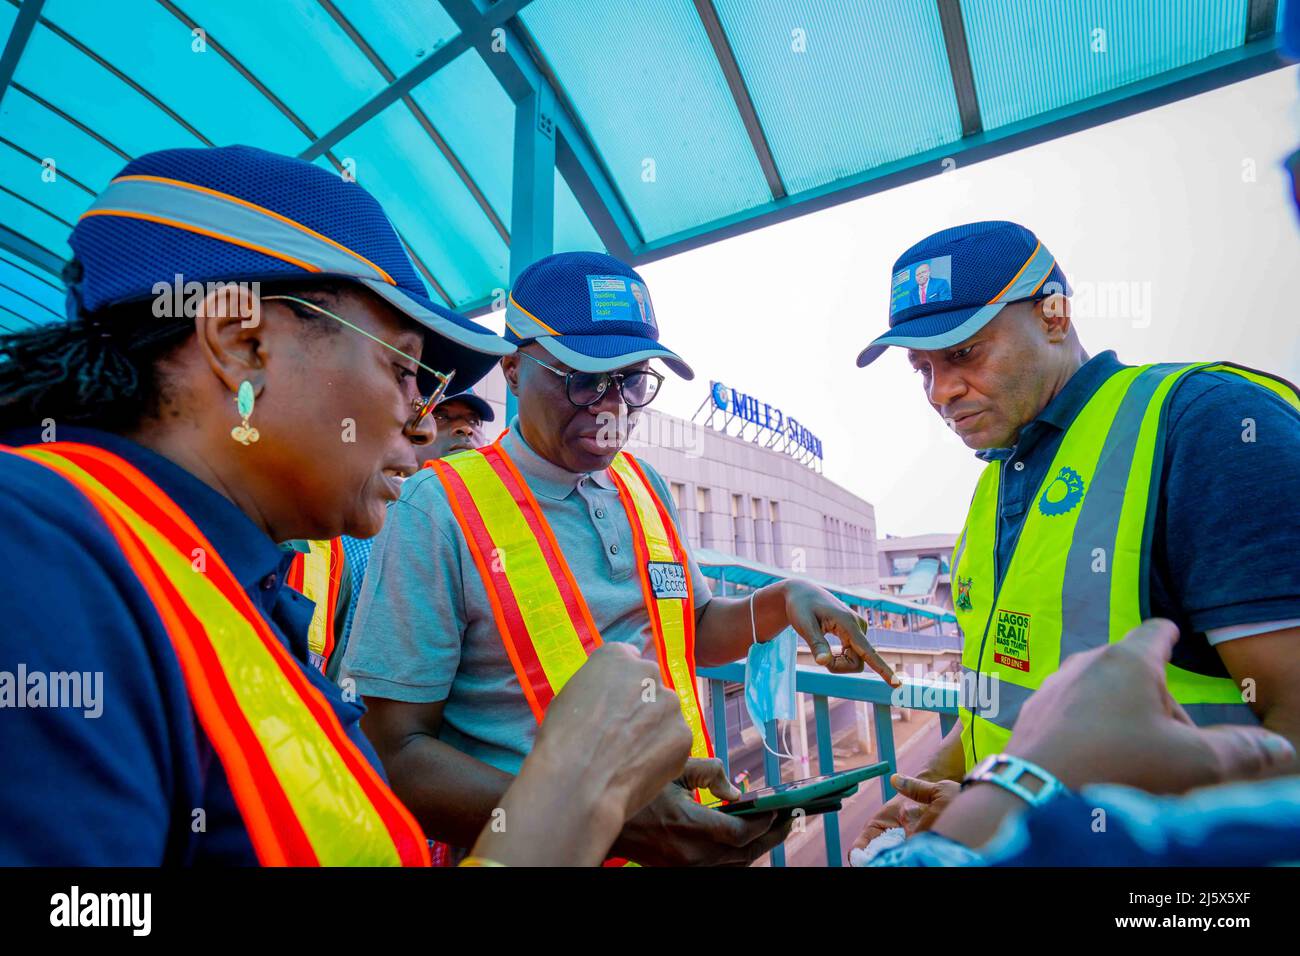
66;145;513;390
503;251;693;379
437;387;495;423
856;220;1071;368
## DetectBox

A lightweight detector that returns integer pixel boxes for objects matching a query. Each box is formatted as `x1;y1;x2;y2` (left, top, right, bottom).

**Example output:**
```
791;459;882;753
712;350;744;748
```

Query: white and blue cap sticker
587;274;658;331
890;255;952;315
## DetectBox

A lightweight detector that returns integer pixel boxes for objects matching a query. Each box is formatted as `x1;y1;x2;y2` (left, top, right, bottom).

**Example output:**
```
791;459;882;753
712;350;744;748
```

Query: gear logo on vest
647;561;688;600
1038;466;1085;516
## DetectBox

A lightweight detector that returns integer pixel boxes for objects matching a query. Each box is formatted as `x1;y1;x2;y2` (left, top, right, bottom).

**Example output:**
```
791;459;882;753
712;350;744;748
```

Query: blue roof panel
0;1;1286;306
335;84;508;306
0;138;90;225
713;0;963;196
520;0;772;243
39;0;310;154
332;0;460;78
0;84;129;192
963;0;1251;131
14;21;205;159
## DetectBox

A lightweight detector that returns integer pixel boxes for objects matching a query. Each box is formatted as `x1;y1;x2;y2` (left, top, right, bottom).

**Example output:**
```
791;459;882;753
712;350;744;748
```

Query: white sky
636;65;1300;538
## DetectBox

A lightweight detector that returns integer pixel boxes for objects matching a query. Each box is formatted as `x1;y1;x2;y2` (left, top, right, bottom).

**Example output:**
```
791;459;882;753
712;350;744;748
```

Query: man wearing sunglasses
344;251;897;866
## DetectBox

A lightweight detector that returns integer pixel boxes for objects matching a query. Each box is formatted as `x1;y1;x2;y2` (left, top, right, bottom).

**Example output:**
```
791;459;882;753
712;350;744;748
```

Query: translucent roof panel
332;0;460;78
0;0;1284;308
14;20;206;159
520;0;773;244
406;46;514;230
0;137;92;226
963;0;1251;132
555;169;602;255
0;184;72;261
0;1;14;51
713;0;963;196
161;0;388;138
334;81;509;308
39;0;310;153
0;250;64;329
0;84;132;193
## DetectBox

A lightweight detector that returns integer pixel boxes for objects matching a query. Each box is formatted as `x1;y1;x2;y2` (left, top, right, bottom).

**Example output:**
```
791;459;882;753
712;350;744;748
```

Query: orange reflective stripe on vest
431;441;715;799
433;442;602;720
608;452;714;767
288;538;344;673
6;442;429;867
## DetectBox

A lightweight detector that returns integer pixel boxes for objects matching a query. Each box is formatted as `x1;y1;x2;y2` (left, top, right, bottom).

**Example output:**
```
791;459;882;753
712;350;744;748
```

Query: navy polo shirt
974;351;1300;677
0;426;386;864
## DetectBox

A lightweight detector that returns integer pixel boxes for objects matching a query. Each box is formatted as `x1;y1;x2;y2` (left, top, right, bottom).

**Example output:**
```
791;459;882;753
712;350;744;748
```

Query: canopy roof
0;0;1289;333
694;546;956;622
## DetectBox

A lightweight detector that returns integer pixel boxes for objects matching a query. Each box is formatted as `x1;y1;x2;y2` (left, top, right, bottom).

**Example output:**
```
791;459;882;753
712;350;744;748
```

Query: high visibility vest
431;439;716;803
5;441;429;867
287;538;345;674
953;362;1300;771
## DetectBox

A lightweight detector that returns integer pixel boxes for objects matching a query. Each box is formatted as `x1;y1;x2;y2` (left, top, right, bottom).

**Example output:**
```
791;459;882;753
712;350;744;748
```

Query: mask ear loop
751;590;794;760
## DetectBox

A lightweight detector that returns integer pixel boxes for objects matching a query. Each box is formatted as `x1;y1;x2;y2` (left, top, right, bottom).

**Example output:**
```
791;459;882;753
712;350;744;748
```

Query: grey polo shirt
341;421;712;775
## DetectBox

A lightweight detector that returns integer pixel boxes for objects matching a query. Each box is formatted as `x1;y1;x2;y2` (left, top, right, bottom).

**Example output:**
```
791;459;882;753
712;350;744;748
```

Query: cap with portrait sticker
503;251;693;380
856;220;1071;368
437;387;495;423
67;144;514;390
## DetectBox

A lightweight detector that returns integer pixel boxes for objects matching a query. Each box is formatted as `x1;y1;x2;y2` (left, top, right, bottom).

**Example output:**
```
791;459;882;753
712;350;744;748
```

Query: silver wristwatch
962;753;1065;807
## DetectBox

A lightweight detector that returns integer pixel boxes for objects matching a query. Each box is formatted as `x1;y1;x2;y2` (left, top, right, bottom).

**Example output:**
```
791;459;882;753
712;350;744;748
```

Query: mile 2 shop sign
708;382;824;467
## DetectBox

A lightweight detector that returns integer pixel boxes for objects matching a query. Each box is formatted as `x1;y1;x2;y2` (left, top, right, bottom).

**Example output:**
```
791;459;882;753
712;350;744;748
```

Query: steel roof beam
0;0;43;107
303;0;535;162
0;222;64;279
692;0;786;200
442;0;638;259
1246;0;1279;42
937;0;983;137
0;277;62;319
316;0;509;245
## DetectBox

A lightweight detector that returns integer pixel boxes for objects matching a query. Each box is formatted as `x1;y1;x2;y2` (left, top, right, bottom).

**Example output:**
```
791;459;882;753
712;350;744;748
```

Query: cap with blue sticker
587;274;658;330
505;251;693;379
857;221;1071;369
890;255;952;315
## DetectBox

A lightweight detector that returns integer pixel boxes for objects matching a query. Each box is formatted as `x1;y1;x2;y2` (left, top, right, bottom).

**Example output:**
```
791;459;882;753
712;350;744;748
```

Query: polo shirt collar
498;418;616;500
2;425;290;593
975;350;1126;462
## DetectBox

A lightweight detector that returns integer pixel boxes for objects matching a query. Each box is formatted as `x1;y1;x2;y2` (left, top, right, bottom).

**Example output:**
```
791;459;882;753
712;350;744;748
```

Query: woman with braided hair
0;145;697;867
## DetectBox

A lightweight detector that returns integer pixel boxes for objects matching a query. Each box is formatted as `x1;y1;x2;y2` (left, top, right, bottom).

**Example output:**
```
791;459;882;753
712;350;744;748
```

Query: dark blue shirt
0;426;385;864
975;352;1300;676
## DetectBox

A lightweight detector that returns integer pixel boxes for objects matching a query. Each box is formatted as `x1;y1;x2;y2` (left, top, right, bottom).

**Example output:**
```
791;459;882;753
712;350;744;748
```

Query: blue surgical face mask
744;625;798;757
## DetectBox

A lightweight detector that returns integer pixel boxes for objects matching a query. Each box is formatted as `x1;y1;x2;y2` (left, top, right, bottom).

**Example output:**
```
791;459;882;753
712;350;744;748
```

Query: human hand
1004;619;1295;792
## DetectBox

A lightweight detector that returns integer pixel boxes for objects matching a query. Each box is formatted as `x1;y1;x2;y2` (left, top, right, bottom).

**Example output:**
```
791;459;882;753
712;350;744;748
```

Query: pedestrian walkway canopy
695;546;956;623
0;0;1290;332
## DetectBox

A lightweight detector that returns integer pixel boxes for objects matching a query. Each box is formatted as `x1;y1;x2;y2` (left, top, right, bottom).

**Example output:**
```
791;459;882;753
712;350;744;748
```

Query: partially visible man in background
337;388;496;662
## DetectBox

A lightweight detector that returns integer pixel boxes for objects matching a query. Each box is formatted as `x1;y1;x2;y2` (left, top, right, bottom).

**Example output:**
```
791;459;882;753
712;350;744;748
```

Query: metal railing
698;662;960;867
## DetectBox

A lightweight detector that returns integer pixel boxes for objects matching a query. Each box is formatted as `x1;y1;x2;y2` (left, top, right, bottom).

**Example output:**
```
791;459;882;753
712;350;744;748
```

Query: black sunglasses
518;350;663;409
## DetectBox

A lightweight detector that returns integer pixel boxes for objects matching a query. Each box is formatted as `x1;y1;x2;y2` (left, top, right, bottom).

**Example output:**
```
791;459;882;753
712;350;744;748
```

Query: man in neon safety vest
852;220;1300;852
344;251;899;866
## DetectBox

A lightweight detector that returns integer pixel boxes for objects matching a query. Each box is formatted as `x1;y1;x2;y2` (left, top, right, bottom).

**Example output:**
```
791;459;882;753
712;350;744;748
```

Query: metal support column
506;83;556;423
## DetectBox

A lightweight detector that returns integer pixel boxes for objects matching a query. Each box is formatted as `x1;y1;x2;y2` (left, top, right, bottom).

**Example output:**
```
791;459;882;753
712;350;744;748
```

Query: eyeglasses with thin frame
261;294;455;428
517;349;663;408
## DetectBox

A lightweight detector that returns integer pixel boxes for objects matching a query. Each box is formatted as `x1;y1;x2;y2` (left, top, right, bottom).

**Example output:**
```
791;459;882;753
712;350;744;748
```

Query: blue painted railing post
812;694;841;866
762;719;785;867
710;678;729;777
872;703;898;802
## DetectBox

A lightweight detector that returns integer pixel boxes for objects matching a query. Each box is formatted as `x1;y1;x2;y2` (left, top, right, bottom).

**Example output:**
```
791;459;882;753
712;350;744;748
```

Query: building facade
472;368;880;588
875;532;958;612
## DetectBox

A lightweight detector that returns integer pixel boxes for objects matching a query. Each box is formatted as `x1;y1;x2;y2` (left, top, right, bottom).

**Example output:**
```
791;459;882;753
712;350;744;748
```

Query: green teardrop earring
231;380;260;445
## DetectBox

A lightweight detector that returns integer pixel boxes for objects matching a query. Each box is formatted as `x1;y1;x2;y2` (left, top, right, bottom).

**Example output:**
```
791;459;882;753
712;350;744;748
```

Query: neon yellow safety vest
952;362;1300;771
